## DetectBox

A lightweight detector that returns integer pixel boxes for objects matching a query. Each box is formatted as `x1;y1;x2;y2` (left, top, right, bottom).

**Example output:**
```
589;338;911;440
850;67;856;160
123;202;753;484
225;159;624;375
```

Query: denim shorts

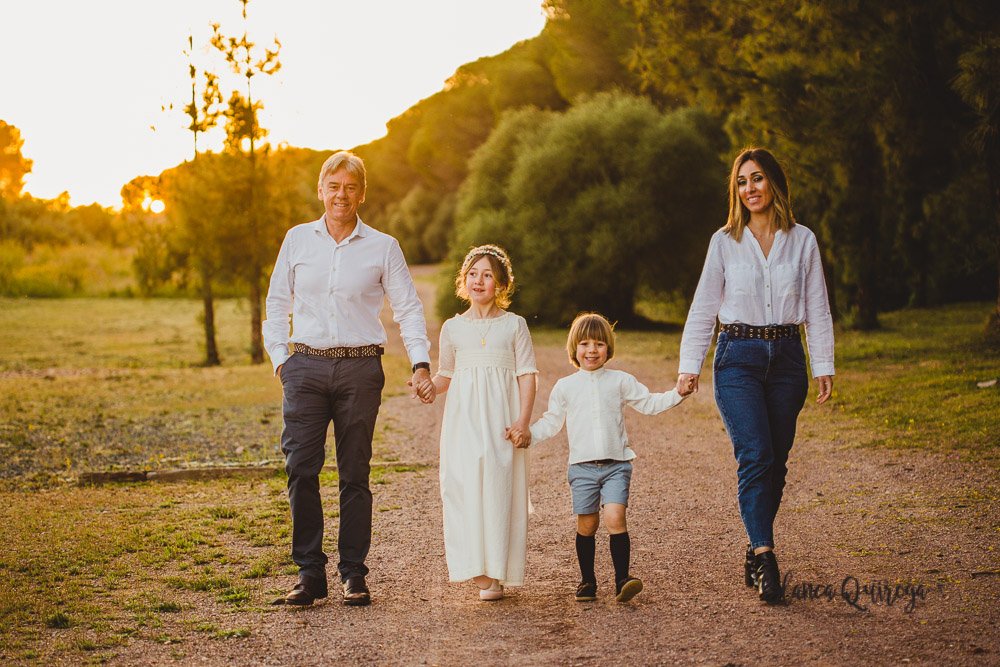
567;460;632;515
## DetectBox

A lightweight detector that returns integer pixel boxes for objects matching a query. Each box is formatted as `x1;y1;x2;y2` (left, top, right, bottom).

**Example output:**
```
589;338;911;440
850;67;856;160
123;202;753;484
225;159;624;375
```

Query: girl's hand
816;375;833;405
676;373;699;396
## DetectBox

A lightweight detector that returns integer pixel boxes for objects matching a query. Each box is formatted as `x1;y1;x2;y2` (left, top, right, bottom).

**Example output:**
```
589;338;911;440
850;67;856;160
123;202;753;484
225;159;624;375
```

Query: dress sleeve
437;320;455;378
513;315;538;377
621;373;685;415
678;230;725;375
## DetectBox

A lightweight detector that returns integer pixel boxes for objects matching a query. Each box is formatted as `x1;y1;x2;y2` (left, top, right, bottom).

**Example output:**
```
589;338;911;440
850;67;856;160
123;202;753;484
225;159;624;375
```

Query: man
263;150;435;606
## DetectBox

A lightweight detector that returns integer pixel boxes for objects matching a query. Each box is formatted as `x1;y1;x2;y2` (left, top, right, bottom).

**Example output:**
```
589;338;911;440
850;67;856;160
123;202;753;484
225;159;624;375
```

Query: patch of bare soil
109;269;1000;665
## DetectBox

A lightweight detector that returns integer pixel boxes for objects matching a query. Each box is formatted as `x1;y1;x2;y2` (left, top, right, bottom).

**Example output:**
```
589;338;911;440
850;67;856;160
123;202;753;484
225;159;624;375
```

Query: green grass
825;302;999;460
0;468;418;662
0;297;411;488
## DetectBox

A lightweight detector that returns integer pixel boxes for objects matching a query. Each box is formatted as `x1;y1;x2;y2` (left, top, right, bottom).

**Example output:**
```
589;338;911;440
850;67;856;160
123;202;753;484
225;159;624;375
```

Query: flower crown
461;244;513;280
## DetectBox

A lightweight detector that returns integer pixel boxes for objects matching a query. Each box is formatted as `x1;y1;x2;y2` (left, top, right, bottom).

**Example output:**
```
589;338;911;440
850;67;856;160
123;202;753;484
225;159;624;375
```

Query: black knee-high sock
609;532;630;582
576;533;596;583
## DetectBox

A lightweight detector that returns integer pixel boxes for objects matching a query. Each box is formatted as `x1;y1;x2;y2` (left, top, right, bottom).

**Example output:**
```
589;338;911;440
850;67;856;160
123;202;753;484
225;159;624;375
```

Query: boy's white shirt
529;366;685;464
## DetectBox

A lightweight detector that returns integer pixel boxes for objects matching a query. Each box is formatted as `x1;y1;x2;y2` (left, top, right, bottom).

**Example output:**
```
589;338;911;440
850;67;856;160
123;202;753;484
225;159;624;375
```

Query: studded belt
293;343;384;358
720;324;800;340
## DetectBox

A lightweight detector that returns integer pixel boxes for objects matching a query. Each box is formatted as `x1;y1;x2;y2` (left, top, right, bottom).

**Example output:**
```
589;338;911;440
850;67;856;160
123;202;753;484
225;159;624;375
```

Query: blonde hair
454;244;515;308
724;147;796;242
566;313;615;368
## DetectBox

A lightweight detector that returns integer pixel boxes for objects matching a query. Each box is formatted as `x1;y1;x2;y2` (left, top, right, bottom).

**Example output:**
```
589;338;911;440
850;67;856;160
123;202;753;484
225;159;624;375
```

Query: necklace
470;317;493;346
468;310;500;346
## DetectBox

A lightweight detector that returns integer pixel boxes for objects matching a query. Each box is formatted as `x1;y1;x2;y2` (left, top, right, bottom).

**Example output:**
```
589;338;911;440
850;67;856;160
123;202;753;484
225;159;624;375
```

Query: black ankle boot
753;550;783;604
744;544;755;587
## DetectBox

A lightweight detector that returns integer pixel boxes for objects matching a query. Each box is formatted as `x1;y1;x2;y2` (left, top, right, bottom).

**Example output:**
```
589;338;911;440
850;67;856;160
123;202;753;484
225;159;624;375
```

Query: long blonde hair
723;148;796;242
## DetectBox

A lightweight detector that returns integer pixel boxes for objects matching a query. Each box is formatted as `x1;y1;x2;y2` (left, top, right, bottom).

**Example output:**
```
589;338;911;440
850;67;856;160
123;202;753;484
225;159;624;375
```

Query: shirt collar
312;215;368;243
577;366;607;378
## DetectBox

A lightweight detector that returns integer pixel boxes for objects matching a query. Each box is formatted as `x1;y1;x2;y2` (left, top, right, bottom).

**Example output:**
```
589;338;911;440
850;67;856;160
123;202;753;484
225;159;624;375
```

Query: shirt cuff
810;363;835;378
677;359;704;375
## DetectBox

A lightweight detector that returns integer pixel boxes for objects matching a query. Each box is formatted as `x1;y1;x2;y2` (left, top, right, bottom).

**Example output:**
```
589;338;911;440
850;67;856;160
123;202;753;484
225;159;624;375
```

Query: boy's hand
505;426;531;449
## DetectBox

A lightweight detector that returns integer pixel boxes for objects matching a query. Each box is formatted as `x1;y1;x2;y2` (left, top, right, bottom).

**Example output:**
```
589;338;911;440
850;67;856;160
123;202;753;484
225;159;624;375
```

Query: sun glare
150;199;166;214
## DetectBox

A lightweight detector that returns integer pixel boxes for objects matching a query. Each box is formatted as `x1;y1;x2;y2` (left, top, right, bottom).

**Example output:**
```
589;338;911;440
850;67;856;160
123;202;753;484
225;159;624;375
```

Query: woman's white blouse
678;225;835;378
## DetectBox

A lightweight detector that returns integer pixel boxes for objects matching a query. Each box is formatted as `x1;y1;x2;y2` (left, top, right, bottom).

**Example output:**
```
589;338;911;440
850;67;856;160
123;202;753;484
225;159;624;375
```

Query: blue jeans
713;331;809;550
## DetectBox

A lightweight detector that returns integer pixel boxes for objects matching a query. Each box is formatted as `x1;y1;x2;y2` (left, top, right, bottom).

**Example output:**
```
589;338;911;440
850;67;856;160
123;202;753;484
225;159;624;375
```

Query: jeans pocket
713;337;731;371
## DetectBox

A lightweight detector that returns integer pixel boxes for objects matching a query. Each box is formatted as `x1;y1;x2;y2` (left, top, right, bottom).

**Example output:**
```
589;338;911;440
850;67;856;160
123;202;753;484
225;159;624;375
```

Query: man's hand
409;368;435;403
676;373;699;396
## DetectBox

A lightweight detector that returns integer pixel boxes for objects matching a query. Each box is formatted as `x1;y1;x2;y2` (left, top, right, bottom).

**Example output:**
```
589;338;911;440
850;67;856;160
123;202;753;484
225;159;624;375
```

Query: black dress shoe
273;574;328;606
342;575;371;606
753;551;783;604
744;544;755;587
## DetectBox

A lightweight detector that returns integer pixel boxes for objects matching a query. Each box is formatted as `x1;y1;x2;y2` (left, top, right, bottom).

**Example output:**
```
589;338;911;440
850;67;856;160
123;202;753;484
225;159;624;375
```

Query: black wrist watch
412;362;430;373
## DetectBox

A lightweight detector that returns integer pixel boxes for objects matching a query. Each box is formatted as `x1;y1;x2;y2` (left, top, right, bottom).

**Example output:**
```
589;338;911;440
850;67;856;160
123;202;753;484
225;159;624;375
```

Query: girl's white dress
437;311;537;585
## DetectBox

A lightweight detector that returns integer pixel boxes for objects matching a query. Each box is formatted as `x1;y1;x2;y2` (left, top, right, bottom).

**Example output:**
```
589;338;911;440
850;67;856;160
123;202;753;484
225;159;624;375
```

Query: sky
0;0;547;208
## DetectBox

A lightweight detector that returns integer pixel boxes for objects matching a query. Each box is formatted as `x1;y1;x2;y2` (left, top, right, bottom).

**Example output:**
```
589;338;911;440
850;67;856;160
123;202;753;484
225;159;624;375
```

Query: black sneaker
615;576;643;602
575;581;597;601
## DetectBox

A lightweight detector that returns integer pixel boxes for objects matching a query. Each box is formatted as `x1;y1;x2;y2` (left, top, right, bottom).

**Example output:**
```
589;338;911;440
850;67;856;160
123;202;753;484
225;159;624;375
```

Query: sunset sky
0;0;547;208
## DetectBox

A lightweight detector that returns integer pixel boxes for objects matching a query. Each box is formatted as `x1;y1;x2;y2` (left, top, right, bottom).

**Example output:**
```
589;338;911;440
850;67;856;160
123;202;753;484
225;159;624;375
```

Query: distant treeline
1;0;997;336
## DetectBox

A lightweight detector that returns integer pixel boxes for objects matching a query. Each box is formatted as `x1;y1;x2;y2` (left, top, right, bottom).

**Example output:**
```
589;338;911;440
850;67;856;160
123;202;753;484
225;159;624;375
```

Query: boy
513;313;692;602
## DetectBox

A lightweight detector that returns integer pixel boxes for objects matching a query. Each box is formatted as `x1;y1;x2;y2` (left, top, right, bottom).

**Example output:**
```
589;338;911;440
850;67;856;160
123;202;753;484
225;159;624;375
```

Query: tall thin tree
181;34;224;365
211;0;281;364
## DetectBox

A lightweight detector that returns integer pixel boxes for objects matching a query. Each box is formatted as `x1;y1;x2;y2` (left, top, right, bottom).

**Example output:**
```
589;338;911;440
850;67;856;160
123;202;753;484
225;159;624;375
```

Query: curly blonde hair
454;244;515;308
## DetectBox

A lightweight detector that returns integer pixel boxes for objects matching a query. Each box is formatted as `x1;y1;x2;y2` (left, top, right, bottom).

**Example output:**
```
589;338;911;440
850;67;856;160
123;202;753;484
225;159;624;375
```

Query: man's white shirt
263;216;430;373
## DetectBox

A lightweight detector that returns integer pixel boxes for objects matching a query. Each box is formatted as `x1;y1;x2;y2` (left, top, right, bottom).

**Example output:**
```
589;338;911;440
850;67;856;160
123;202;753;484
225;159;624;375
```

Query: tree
183;34;225;366
953;36;1000;334
0;120;32;200
210;0;282;364
445;93;725;325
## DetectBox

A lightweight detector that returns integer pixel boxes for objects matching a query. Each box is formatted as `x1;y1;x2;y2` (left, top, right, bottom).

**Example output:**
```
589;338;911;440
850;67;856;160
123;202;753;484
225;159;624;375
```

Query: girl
421;244;537;601
676;148;835;604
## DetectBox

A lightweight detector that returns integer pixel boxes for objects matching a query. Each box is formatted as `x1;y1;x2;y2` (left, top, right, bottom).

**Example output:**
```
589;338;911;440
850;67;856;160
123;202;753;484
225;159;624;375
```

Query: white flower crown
461;244;514;280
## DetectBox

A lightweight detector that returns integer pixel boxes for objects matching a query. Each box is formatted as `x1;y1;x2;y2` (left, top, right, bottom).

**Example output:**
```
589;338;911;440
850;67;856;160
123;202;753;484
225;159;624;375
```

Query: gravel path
110;268;1000;665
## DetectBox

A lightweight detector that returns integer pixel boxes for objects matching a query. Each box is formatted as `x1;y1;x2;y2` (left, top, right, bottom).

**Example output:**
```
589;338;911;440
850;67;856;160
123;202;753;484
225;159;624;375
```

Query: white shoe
478;579;503;601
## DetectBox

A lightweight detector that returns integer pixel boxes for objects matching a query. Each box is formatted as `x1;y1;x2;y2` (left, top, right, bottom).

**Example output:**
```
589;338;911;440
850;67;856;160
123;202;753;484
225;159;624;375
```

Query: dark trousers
279;353;384;581
712;332;809;550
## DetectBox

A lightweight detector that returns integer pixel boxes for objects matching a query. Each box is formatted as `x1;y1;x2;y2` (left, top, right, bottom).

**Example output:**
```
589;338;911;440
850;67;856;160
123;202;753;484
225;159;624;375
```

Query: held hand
276;363;284;380
410;368;435;403
505;427;521;446
816;375;833;405
676;373;699;396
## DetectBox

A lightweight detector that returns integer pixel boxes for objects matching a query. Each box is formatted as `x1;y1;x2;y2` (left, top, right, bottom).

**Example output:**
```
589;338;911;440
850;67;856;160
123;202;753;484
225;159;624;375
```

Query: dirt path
112;267;1000;665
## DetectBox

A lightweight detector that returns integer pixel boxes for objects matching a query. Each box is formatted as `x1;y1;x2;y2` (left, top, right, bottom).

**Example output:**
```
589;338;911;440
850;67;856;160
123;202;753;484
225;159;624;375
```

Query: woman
676;148;834;604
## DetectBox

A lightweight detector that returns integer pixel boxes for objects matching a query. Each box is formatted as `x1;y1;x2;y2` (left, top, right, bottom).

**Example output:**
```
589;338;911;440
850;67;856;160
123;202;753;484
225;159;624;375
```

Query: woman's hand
816;375;833;405
676;373;699;396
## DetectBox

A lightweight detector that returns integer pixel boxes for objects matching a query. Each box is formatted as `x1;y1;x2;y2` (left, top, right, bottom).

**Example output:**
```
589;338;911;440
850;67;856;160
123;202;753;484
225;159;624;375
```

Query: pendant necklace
471;318;493;346
470;310;498;346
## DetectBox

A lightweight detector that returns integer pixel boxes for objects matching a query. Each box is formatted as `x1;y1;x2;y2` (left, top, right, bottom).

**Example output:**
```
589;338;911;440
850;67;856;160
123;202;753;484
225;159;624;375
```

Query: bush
441;93;727;325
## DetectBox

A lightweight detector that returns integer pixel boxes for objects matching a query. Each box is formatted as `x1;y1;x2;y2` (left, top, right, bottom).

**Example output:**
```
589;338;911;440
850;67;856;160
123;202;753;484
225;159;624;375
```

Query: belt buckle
765;327;776;341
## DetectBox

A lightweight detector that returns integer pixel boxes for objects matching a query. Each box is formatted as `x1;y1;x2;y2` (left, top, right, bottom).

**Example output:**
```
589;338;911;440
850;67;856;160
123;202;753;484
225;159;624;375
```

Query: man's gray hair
318;151;366;190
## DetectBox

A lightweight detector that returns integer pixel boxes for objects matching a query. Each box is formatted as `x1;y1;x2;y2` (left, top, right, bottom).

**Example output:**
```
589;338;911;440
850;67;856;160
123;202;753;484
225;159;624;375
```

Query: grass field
0;297;411;488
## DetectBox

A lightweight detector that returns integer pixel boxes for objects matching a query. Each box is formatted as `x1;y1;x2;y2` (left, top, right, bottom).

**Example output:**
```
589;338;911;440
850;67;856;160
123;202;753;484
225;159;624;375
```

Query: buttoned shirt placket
327;233;343;346
589;371;603;451
750;231;783;326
